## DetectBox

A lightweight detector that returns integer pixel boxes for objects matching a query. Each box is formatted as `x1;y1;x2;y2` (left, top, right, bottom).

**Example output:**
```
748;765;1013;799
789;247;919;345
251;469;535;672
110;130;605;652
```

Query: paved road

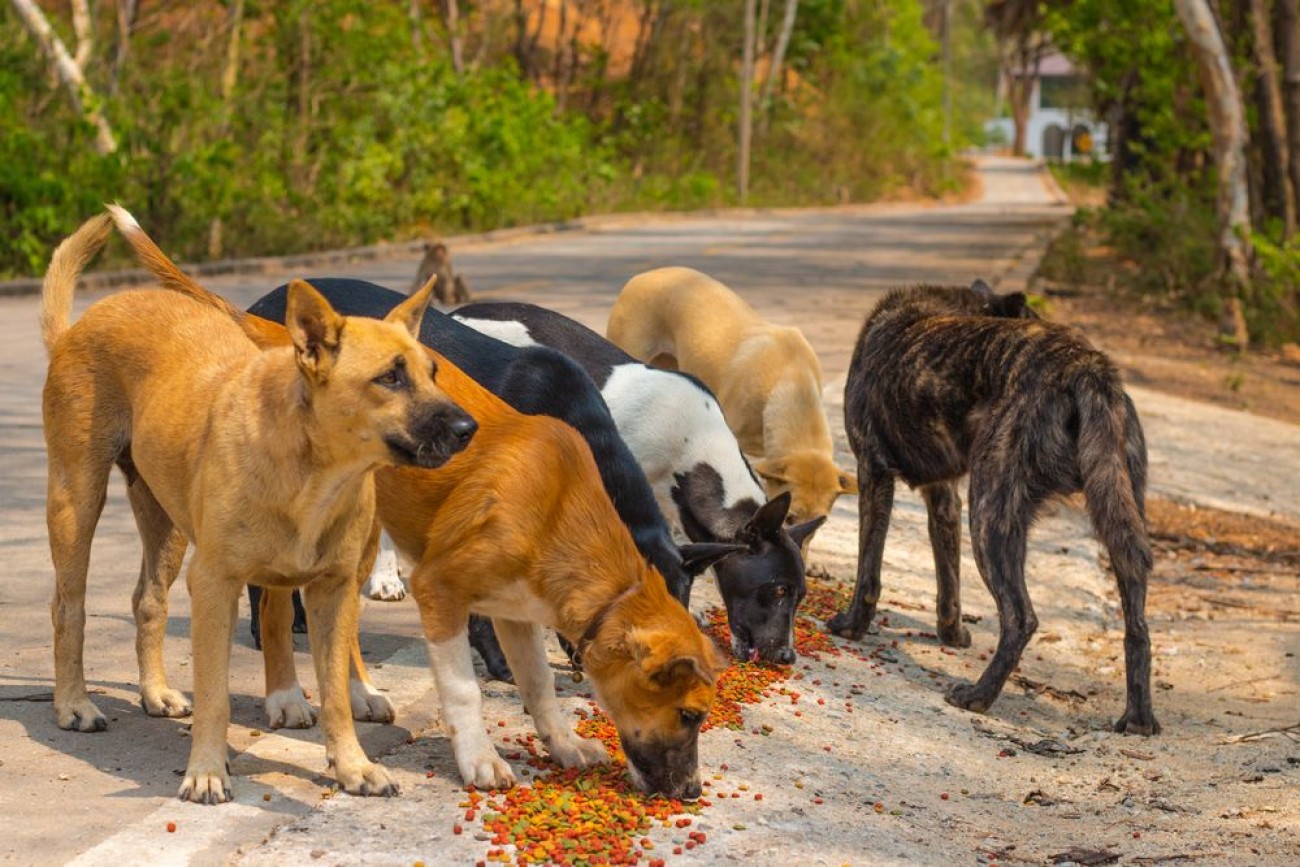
0;157;1185;864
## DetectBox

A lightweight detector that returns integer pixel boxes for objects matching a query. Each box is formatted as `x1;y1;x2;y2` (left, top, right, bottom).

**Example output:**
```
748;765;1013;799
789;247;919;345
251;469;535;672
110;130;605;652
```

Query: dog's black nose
773;646;796;665
449;415;477;447
680;780;702;801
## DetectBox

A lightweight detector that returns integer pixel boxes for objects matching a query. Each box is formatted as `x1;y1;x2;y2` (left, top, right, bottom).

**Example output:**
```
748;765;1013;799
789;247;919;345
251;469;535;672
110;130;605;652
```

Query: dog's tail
104;204;289;349
1075;372;1153;581
41;213;115;354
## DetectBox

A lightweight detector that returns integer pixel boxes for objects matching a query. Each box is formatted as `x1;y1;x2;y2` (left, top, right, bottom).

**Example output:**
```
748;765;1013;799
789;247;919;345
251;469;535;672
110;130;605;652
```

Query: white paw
546;730;610;770
265;685;318;729
350;678;396;723
456;748;516;790
362;550;407;601
141;686;192;718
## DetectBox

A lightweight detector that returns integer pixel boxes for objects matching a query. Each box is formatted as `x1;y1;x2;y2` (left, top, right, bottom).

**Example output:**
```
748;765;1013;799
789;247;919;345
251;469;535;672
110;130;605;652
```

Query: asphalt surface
0;157;1170;864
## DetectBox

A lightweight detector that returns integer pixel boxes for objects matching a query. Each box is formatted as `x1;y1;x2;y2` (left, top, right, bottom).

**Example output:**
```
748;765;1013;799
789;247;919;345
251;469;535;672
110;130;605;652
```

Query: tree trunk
1174;0;1253;344
1249;0;1294;236
70;0;93;68
1277;0;1300;221
9;0;117;154
444;0;465;74
209;0;246;259
108;0;137;95
758;0;797;135
739;0;757;202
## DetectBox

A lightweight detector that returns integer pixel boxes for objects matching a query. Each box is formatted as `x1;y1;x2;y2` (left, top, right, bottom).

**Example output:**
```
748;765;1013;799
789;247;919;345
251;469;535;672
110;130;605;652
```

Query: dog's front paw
457;749;516;790
945;682;994;714
266;685;318;729
362;551;407;601
1114;707;1161;736
336;761;400;797
826;609;868;641
349;679;396;723
178;765;233;805
546;731;610;770
141;686;192;718
56;697;107;733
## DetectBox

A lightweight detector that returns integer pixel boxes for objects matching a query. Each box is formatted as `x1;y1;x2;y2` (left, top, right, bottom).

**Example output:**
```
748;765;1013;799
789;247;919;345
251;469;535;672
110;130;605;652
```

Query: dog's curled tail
1075;373;1153;581
40;213;114;354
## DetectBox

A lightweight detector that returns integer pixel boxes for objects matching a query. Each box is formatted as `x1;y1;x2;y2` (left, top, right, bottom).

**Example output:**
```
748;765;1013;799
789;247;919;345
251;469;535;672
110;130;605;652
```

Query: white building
984;53;1107;161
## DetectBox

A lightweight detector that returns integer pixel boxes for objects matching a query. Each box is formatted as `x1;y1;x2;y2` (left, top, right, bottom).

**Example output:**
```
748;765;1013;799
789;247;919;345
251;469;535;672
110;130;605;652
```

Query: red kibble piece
464;809;476;821
675;817;692;828
453;823;463;835
755;793;764;801
685;841;696;851
1133;831;1141;839
940;792;949;800
813;797;824;805
673;847;683;856
165;822;176;833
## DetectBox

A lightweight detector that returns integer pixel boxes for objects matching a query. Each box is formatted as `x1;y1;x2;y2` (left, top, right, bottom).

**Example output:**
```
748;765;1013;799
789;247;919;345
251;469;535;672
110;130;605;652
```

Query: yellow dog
41;209;475;803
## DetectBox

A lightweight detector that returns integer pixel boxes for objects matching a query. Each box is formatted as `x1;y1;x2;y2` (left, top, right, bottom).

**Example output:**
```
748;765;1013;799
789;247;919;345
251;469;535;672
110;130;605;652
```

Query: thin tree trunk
1175;0;1253;343
108;0;137;96
71;0;93;68
1249;0;1294;236
444;0;464;74
9;0;117;154
757;0;797;135
739;0;757;202
409;0;422;52
1277;0;1300;221
210;0;246;259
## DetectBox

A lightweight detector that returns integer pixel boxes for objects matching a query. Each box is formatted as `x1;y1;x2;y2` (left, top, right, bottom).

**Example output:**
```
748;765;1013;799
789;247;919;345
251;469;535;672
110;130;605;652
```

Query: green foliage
0;0;980;278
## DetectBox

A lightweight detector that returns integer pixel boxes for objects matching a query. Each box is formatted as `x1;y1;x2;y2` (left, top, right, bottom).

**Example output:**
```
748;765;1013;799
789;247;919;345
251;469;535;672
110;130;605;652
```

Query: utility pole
739;0;757;202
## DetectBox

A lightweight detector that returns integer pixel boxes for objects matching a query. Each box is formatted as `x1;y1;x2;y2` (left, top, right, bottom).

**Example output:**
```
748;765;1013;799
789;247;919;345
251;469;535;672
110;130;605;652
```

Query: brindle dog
829;280;1159;735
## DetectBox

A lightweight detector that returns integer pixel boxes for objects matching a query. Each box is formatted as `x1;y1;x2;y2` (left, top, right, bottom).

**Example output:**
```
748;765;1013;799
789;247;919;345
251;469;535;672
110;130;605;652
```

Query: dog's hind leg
302;570;398;797
46;422;115;733
946;463;1041;715
261;588;317;729
492;618;608;770
1087;393;1159;735
126;475;192;718
827;464;894;640
921;481;971;648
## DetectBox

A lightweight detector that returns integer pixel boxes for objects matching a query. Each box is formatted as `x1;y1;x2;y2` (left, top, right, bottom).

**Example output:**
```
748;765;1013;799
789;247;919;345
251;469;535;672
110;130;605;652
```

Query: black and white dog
453;302;823;664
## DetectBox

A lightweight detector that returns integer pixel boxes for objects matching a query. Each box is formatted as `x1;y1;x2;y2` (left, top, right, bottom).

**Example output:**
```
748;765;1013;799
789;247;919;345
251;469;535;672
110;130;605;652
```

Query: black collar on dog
575;583;640;664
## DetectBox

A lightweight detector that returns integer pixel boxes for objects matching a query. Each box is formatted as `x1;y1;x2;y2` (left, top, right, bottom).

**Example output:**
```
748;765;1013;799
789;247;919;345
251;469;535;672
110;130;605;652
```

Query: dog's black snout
449;414;477;448
681;780;702;801
773;646;796;665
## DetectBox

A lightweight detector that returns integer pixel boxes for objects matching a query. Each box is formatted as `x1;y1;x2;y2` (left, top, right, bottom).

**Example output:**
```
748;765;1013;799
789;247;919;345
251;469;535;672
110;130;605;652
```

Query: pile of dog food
454;580;856;865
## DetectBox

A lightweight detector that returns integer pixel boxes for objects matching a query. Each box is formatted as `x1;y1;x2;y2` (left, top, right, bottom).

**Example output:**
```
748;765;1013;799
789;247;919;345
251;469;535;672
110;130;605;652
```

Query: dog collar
575;583;640;664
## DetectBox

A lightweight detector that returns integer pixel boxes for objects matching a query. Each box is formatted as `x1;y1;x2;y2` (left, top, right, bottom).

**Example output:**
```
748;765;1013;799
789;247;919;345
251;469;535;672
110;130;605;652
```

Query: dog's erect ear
629;631;724;686
387;276;436;337
786;515;826;549
989;291;1035;320
679;542;748;577
751;457;789;486
971;278;994;297
837;468;859;495
286;279;343;379
743;492;792;541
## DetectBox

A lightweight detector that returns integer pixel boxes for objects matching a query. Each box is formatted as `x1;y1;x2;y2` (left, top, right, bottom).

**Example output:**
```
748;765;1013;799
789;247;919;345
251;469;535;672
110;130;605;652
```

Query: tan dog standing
42;209;476;804
607;266;857;532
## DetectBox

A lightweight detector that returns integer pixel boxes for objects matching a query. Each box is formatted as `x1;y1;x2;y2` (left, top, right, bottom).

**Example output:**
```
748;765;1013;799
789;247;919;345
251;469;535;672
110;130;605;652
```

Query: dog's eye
773;585;789;598
678;708;705;728
373;368;405;389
